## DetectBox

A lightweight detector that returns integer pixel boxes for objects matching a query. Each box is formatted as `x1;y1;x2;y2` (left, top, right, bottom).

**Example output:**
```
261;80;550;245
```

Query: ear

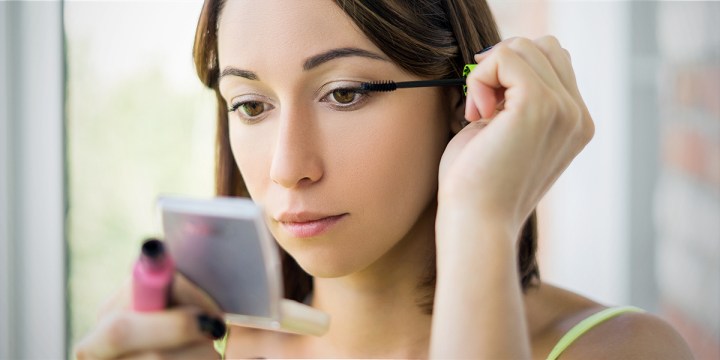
446;87;466;135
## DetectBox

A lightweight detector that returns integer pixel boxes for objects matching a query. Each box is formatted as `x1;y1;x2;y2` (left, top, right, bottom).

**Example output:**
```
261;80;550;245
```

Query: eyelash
227;84;372;124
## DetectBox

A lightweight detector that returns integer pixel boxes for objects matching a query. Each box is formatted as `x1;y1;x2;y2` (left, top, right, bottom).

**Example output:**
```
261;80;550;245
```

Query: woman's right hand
74;273;227;359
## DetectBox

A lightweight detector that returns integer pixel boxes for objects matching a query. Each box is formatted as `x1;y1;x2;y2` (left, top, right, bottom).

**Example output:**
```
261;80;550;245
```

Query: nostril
270;169;322;189
297;176;316;186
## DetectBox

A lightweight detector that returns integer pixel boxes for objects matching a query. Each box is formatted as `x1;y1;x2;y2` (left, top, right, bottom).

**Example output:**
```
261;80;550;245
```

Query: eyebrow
302;47;387;71
219;67;258;81
218;47;388;83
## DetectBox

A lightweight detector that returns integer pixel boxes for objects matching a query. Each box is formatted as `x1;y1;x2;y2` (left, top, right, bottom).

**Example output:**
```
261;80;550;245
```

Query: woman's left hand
438;36;594;236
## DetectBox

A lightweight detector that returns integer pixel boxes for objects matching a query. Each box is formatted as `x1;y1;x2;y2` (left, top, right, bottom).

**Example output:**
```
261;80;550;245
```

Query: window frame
0;1;66;358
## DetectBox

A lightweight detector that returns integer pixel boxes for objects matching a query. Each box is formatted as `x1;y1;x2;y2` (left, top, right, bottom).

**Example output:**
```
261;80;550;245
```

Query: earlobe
447;87;466;135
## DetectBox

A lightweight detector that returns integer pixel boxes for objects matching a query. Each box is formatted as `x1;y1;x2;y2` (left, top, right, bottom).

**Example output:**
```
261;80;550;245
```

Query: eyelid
228;92;274;109
315;80;366;98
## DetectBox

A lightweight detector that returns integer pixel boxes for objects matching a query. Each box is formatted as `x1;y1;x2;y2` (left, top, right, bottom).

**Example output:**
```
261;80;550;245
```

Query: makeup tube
132;238;175;311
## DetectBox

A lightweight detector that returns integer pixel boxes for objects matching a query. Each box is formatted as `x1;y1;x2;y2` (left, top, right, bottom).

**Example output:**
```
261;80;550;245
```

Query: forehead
217;0;378;74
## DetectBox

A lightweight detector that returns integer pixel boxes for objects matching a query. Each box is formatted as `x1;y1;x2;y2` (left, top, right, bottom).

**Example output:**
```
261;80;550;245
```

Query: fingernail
475;45;494;55
197;314;226;340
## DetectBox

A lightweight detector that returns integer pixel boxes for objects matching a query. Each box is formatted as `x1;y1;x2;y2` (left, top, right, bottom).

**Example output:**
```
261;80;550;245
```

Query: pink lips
277;213;347;238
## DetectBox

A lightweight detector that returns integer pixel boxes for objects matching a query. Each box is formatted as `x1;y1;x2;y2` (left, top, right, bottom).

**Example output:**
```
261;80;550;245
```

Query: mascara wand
360;64;477;94
360;78;466;92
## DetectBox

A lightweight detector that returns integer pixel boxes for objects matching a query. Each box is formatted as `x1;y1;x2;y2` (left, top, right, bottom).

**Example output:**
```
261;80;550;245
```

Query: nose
269;105;324;189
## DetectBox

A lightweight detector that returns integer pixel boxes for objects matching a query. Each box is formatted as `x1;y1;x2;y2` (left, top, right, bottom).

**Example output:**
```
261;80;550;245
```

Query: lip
276;212;347;238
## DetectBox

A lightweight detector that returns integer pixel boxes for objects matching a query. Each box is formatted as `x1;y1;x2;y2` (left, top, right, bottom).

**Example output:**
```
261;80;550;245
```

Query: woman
76;0;693;358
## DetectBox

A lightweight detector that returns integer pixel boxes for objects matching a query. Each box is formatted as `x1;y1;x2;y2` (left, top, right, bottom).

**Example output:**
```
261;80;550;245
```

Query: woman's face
217;0;453;277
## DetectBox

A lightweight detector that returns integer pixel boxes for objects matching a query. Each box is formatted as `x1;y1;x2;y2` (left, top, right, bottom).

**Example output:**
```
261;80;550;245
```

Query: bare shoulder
561;306;694;359
529;284;693;360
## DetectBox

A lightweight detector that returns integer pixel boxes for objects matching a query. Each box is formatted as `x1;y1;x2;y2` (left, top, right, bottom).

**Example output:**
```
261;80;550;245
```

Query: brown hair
193;0;539;313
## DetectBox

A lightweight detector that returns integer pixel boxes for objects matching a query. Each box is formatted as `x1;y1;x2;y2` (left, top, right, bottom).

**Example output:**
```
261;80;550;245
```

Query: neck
308;202;437;358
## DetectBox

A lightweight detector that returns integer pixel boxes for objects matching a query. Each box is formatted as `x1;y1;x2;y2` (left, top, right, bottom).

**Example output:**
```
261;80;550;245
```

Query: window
64;1;215;349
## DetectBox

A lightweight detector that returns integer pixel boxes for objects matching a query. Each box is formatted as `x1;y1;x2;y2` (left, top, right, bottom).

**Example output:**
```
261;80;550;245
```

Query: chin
283;245;365;278
268;218;406;279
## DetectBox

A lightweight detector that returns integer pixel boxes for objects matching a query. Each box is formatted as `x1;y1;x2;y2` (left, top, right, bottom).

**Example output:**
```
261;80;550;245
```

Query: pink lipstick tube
132;238;175;312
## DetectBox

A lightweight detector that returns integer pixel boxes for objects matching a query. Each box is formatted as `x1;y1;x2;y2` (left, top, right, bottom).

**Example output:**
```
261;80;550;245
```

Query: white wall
541;1;631;306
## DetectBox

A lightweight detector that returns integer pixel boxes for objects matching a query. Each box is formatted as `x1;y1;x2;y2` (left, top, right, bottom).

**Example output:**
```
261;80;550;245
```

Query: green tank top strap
213;306;643;359
213;321;230;360
546;306;644;360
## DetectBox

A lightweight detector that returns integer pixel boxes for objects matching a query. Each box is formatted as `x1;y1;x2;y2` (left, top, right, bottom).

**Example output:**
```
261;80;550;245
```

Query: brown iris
240;102;264;117
331;89;356;104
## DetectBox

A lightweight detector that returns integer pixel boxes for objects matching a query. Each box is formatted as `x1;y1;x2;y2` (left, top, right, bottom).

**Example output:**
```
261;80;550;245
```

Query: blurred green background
65;1;215;348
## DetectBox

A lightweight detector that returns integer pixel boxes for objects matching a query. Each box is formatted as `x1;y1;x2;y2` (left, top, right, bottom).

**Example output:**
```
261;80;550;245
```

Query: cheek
330;92;449;231
303;93;448;274
339;93;449;195
228;120;274;200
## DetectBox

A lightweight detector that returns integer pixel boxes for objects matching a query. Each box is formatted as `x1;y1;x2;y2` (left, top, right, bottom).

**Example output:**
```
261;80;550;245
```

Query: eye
230;101;265;117
320;86;370;110
331;89;358;104
228;100;274;122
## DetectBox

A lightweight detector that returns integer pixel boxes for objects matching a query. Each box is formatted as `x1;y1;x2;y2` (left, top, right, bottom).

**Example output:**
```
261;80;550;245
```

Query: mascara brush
360;64;477;94
359;78;466;92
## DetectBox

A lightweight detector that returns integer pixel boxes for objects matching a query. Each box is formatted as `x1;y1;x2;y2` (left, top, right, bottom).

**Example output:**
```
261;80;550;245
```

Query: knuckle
535;36;567;57
493;42;514;59
564;97;582;122
104;313;133;352
535;36;567;59
580;114;596;142
561;99;594;144
537;35;561;49
502;36;520;45
73;344;91;360
510;37;534;51
559;97;581;128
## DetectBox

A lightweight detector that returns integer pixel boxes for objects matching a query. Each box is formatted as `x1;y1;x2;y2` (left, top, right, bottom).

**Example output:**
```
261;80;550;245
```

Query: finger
533;35;581;97
99;271;223;322
464;82;493;121
117;343;220;360
531;36;594;144
463;89;480;122
76;308;226;359
466;44;546;119
473;36;506;62
503;37;566;93
170;273;223;316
